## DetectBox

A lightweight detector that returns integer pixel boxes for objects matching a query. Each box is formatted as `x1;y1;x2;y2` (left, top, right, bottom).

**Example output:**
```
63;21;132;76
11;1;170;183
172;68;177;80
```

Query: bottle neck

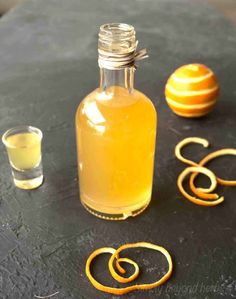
99;67;134;93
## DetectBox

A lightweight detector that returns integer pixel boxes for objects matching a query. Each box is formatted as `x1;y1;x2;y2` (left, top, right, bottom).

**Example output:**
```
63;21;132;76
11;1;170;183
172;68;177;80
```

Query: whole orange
165;64;219;117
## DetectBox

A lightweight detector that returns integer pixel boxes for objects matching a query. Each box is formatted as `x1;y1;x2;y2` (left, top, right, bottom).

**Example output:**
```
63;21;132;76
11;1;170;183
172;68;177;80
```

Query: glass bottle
75;23;157;220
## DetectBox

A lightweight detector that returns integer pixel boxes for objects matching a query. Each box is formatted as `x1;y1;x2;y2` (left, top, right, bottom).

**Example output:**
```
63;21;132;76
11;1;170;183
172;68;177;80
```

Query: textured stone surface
0;0;235;298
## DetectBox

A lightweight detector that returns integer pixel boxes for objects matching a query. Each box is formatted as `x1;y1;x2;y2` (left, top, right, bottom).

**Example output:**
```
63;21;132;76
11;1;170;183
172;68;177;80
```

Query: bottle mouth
98;23;148;70
99;23;135;41
98;23;136;54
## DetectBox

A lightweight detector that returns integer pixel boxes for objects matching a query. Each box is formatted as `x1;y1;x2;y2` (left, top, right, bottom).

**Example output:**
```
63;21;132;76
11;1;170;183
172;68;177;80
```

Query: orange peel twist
85;242;173;295
190;148;236;191
177;166;224;206
175;137;209;167
175;137;218;200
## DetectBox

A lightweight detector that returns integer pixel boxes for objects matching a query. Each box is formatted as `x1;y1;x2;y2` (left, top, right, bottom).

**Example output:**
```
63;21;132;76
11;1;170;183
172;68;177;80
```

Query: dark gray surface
0;0;236;298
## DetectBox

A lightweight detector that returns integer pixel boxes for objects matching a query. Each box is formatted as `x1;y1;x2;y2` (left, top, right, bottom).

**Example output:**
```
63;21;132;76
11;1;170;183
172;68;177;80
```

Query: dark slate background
0;0;235;298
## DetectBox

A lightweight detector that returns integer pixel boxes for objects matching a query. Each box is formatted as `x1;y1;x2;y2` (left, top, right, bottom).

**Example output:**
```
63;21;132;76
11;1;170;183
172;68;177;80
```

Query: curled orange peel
175;137;217;199
189;178;218;200
85;242;173;295
177;166;224;206
175;137;209;166
190;149;236;191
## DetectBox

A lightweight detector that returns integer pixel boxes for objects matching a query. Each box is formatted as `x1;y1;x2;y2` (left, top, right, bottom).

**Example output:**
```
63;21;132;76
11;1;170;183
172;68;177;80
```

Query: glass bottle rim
98;23;136;54
99;23;135;41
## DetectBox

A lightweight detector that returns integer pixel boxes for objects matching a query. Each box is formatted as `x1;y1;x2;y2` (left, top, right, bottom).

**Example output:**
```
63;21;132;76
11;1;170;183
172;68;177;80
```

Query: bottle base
81;197;151;221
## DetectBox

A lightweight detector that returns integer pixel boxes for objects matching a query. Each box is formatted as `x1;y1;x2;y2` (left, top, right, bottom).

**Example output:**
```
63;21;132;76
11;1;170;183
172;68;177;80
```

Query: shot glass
2;126;43;189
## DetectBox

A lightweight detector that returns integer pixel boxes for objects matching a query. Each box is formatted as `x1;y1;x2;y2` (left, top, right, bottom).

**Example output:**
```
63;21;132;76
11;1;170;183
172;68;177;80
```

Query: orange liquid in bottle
76;86;157;219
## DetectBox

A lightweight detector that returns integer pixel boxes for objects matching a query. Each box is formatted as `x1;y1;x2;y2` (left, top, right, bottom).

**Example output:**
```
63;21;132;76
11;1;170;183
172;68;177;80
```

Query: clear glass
75;24;157;220
2;126;43;189
98;23;136;55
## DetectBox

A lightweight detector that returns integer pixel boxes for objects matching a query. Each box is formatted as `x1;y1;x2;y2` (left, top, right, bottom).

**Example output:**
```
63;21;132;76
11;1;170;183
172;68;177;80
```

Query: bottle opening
99;23;135;39
99;23;136;54
98;23;148;70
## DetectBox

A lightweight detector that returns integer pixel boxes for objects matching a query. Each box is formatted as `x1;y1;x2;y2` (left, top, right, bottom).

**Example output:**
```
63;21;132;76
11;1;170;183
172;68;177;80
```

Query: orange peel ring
177;166;224;206
175;137;210;167
85;242;173;295
175;138;236;199
175;137;218;199
190;148;236;192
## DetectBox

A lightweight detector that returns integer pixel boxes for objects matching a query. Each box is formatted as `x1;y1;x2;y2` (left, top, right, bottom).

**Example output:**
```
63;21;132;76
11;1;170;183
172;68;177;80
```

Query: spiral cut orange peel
177;166;224;206
175;137;236;206
189;148;236;190
175;137;210;167
85;242;173;295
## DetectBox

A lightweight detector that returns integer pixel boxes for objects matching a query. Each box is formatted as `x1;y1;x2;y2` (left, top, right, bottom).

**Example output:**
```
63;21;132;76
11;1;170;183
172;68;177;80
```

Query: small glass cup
2;126;43;189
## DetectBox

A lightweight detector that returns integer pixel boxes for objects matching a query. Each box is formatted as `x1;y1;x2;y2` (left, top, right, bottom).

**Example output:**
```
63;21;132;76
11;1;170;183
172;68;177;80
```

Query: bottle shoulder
77;87;156;113
132;88;157;113
75;87;157;134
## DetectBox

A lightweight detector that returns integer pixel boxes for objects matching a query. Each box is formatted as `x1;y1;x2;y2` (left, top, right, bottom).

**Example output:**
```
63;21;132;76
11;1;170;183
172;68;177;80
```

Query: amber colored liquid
76;86;157;219
6;132;41;170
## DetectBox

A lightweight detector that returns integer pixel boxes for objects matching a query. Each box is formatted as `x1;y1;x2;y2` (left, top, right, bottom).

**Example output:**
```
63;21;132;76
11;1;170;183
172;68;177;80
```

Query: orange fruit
165;64;219;117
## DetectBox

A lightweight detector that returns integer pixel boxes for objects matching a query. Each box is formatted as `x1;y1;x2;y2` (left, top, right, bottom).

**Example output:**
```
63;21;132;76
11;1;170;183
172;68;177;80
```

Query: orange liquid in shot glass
6;132;41;170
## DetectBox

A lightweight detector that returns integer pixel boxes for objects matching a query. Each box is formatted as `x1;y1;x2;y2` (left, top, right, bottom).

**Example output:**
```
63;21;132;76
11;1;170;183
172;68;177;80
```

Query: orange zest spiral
175;137;218;200
190;148;236;190
177;166;224;206
175;137;236;206
85;242;173;295
175;137;209;167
